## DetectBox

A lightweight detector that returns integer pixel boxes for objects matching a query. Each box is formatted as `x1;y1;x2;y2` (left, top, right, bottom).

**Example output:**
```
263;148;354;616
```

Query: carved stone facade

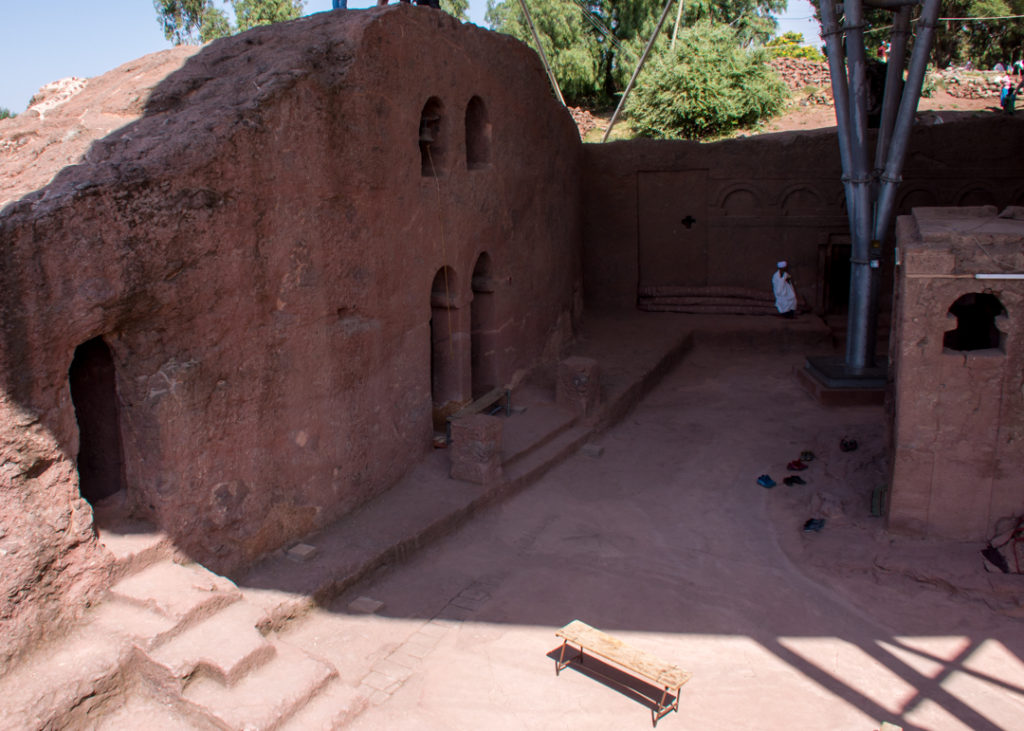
0;7;581;672
888;206;1024;540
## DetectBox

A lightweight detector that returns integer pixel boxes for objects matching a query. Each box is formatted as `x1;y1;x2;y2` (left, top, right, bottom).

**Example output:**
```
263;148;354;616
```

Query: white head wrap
777;260;787;268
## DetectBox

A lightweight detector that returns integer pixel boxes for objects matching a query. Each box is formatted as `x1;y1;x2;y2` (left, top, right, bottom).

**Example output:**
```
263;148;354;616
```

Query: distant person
1001;75;1016;113
772;261;797;318
332;0;347;7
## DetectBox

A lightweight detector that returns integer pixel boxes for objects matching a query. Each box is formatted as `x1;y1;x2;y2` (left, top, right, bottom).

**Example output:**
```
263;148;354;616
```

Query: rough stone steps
110;560;243;642
95;516;180;585
0;625;133;731
181;641;337;731
275;676;369;731
149;599;276;686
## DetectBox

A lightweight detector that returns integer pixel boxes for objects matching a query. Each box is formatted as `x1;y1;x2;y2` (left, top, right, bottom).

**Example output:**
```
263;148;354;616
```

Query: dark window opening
943;292;1006;352
419;97;445;177
69;337;126;504
465;96;491;170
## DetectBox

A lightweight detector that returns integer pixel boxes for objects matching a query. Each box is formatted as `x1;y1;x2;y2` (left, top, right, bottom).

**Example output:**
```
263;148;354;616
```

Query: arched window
419;97;445;177
943;292;1007;352
464;96;491;170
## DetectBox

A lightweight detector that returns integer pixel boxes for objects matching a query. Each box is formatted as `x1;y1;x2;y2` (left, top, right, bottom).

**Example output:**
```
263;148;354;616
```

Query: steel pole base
797;355;888;406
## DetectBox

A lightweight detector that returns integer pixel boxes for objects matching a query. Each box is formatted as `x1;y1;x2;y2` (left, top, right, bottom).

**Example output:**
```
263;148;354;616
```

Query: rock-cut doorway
69;336;126;504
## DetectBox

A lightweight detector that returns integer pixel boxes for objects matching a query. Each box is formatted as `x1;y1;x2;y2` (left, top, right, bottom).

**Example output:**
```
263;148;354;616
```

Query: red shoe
787;460;808;471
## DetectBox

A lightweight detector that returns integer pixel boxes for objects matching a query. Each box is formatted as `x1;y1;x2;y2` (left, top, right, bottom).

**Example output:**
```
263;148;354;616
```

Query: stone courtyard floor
6;317;1023;730
271;344;1024;730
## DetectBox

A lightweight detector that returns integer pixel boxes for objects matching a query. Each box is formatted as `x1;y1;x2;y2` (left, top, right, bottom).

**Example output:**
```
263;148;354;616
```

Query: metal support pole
873;5;912;175
819;0;856;234
602;0;676;142
873;0;942;242
517;0;566;107
844;0;878;371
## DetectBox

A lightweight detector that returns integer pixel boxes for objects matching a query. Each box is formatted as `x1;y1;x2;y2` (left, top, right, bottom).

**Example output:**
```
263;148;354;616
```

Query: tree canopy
156;0;469;45
765;31;825;61
627;21;787;139
485;0;785;107
807;0;1024;69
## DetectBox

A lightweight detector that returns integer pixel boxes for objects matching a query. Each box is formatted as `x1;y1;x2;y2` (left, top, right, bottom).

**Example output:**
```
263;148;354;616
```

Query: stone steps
149;600;276;686
275;676;369;731
181;641;336;731
110;560;242;641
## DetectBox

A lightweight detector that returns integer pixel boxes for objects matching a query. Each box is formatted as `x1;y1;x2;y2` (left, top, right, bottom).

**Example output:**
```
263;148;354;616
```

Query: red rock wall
0;7;581;671
582;118;1024;312
888;207;1024;540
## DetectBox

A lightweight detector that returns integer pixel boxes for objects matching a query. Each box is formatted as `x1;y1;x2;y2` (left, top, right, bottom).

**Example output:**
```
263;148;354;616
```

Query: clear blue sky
0;0;821;113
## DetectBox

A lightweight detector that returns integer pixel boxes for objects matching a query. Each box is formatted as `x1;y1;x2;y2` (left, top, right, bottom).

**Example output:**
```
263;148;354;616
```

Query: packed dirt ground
274;344;1024;730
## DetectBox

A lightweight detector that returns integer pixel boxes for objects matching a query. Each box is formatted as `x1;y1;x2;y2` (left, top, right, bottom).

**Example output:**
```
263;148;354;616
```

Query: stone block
449;414;503;484
557;357;601;418
348;596;384;615
286;543;318;562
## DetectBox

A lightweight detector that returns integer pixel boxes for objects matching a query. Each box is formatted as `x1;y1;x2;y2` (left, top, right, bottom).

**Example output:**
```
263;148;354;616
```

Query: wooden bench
444;386;511;442
555;620;692;727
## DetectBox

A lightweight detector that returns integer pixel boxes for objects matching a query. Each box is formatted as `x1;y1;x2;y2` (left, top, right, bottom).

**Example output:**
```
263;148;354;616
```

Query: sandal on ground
757;474;776;488
786;460;809;471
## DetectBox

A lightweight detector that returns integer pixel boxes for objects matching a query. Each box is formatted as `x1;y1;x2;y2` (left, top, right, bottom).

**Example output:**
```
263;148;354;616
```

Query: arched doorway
69;337;126;504
471;252;497;398
430;266;464;430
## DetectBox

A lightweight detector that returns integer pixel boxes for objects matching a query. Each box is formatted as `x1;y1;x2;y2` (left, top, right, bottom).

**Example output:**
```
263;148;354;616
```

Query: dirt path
277;346;1024;730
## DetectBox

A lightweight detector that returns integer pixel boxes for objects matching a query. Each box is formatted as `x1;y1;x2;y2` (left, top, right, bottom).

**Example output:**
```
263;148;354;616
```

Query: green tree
627;21;787;139
154;0;224;44
765;31;825;61
233;0;304;32
807;0;1024;69
155;0;304;45
0;107;15;120
486;0;784;107
442;0;470;22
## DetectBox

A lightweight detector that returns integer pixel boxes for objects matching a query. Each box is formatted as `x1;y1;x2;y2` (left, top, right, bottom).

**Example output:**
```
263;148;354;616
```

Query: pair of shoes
840;437;858;452
783;476;806;486
800;450;815;462
787;460;809;471
757;474;776;488
803;518;826;532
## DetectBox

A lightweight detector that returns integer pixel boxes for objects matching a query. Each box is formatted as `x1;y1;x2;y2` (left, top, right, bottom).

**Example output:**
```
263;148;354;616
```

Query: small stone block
880;723;903;731
286;543;318;562
449;414;503;484
348;596;385;614
581;443;604;458
557;356;601;417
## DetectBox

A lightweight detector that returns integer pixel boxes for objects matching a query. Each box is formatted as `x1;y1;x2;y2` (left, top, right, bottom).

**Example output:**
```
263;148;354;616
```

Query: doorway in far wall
69;336;126;505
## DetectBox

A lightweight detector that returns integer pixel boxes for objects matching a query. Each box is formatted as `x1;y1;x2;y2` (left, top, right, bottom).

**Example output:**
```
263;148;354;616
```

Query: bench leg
651;686;679;727
555;641;584;675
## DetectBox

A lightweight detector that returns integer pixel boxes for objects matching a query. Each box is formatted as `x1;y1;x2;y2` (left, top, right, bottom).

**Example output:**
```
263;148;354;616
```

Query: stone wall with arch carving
583;117;1024;315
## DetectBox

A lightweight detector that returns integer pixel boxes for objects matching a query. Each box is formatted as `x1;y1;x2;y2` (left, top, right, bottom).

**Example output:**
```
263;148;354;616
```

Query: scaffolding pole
602;0;677;143
517;0;566;107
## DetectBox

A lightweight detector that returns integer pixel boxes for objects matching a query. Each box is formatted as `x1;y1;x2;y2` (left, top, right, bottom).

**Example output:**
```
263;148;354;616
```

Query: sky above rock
0;0;820;114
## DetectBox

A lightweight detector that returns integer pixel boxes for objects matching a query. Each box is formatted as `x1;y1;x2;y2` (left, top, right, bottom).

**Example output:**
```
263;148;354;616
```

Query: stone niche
888;206;1024;540
0;6;582;672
